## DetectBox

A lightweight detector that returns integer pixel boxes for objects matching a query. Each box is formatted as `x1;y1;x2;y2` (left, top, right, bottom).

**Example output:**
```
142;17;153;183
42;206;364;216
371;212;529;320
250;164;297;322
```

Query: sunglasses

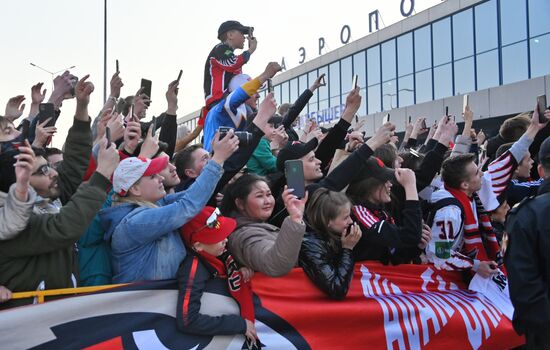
190;208;221;238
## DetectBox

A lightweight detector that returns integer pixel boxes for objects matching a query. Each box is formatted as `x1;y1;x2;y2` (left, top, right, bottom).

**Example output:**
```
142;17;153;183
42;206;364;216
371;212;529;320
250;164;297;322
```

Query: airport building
179;0;550;136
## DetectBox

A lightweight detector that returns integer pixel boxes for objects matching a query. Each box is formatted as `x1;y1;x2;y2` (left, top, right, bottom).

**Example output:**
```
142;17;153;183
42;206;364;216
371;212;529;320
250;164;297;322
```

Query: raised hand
282;185;308;224
31;82;47;105
366;122;396;150
13;140;35;201
4;95;26;121
110;71;124;99
341;88;362;121
211;130;239;165
270;126;288;150
309;75;326;92
260;62;282;82
139;123;160;158
395;168;417;189
75;75;95;106
341;223;361;250
165;80;179;115
253;92;277;133
32;118;56;148
95;137;120;179
418;223;432;250
248;36;258;54
123;120;142;154
133;88;150;120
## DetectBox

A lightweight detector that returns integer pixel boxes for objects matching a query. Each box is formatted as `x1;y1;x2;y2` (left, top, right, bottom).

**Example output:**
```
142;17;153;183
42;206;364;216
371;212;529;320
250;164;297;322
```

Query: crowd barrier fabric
0;262;524;349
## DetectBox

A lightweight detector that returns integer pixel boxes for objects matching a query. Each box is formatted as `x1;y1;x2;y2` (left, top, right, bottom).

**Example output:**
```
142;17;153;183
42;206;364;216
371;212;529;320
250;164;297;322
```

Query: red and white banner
0;262;524;349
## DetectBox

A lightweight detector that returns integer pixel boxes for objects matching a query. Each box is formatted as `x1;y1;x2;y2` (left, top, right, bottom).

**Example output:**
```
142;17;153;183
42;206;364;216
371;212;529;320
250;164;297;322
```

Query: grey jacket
0;184;37;240
227;214;306;277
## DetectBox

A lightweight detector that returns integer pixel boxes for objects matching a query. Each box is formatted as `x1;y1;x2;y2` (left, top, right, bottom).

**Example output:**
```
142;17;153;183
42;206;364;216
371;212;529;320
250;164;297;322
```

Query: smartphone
140;78;152;106
105;126;111;148
382;113;390;124
319;74;326;86
352;74;358;90
284;160;306;199
128;103;138;122
445;106;449;117
408;115;412;123
176;69;183;83
116;59;119;73
537;95;548;123
355;115;359;123
248;27;254;38
267;79;273;93
38;103;56;127
421;119;427;130
151;116;157;136
463;94;469;111
218;126;232;139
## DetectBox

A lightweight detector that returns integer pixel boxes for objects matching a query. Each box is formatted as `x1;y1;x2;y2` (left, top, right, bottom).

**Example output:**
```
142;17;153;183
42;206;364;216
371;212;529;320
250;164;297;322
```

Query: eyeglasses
32;164;52;176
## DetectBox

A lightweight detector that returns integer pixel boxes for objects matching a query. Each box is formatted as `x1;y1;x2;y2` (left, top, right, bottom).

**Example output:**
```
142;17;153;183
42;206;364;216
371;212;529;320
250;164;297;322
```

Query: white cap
112;156;168;196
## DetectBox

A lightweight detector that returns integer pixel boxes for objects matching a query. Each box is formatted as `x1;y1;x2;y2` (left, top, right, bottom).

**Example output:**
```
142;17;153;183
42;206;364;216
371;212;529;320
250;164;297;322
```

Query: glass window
476;49;499;90
280;81;289;104
415;69;432;103
500;0;527;46
434;63;453;99
397;33;413;76
502;41;528;84
341;56;353;94
308;70;319;103
368;84;381;114
318;66;329;101
453;9;474;60
475;0;498;53
274;84;281;105
454;57;475;95
367;46;381;85
318;100;329;125
530;33;550;78
289;78;298;103
381;39;397;82
299;74;308;94
329;62;341;98
414;25;432;71
308;100;318;115
432;18;452;66
353;51;366;88
330;96;341;109
359;88;367;116
529;0;550;37
398;75;414;107
382;80;397;110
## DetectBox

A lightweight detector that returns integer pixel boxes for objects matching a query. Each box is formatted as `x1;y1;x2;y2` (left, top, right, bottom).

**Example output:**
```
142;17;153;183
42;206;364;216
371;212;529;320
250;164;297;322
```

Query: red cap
180;207;236;245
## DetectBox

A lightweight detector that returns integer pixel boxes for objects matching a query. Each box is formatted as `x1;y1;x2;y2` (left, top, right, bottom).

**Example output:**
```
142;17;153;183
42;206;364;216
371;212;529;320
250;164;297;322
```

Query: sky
0;0;442;147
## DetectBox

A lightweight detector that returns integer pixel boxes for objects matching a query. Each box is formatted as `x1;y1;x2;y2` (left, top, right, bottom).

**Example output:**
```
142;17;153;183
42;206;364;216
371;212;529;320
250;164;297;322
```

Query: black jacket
504;178;550;335
299;230;354;300
282;89;313;142
351;200;423;265
176;252;246;336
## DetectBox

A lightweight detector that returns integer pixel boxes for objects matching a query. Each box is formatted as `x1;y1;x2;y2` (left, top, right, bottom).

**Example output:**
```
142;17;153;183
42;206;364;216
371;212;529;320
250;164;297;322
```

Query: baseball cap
217;20;251;40
113;156;169;196
355;157;396;183
180;207;236;245
276;138;319;171
539;136;550;168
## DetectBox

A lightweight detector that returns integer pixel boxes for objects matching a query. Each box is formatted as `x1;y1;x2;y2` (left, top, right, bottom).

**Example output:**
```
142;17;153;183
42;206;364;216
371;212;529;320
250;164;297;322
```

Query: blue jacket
99;160;224;283
203;78;261;151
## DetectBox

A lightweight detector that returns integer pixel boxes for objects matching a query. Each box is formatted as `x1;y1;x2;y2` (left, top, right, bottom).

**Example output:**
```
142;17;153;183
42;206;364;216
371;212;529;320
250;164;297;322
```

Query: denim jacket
100;160;223;283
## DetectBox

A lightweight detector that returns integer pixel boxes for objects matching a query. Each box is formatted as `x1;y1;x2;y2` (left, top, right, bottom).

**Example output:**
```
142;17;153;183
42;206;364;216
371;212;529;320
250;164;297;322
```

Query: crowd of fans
1;19;549;348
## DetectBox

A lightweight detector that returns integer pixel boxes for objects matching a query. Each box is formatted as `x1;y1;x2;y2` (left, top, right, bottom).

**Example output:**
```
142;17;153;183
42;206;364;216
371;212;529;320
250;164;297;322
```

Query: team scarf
444;186;501;263
197;249;256;323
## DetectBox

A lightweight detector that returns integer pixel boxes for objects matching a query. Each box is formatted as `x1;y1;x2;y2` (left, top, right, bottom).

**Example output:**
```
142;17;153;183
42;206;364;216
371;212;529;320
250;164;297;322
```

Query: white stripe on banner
132;330;172;350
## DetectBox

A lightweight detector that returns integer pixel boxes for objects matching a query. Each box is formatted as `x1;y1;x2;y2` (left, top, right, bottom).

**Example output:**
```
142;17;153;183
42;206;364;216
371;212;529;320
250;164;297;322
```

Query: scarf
445;186;501;263
197;249;255;323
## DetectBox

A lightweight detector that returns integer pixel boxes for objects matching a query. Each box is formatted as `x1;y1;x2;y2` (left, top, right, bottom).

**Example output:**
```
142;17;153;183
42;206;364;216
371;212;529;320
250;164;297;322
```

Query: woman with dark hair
346;158;430;265
299;189;361;299
221;173;307;277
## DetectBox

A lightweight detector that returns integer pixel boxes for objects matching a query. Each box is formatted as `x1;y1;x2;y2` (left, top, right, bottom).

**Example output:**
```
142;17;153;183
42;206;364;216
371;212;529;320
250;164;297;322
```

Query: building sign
288;0;416;68
298;104;345;128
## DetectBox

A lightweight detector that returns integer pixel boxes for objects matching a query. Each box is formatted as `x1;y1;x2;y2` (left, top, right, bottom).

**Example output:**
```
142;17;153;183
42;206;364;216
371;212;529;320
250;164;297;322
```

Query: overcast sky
0;0;441;147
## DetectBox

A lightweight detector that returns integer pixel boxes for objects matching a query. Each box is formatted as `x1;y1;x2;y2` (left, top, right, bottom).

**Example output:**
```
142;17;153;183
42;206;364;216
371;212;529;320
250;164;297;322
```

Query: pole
103;0;107;103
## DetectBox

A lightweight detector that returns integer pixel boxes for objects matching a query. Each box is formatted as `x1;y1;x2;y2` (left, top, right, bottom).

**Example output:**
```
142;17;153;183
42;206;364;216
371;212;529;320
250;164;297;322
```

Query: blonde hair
111;177;159;209
306;189;351;243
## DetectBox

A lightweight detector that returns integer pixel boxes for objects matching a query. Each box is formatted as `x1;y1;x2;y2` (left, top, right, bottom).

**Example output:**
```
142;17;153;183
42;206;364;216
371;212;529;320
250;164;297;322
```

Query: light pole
103;0;107;104
383;88;414;109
